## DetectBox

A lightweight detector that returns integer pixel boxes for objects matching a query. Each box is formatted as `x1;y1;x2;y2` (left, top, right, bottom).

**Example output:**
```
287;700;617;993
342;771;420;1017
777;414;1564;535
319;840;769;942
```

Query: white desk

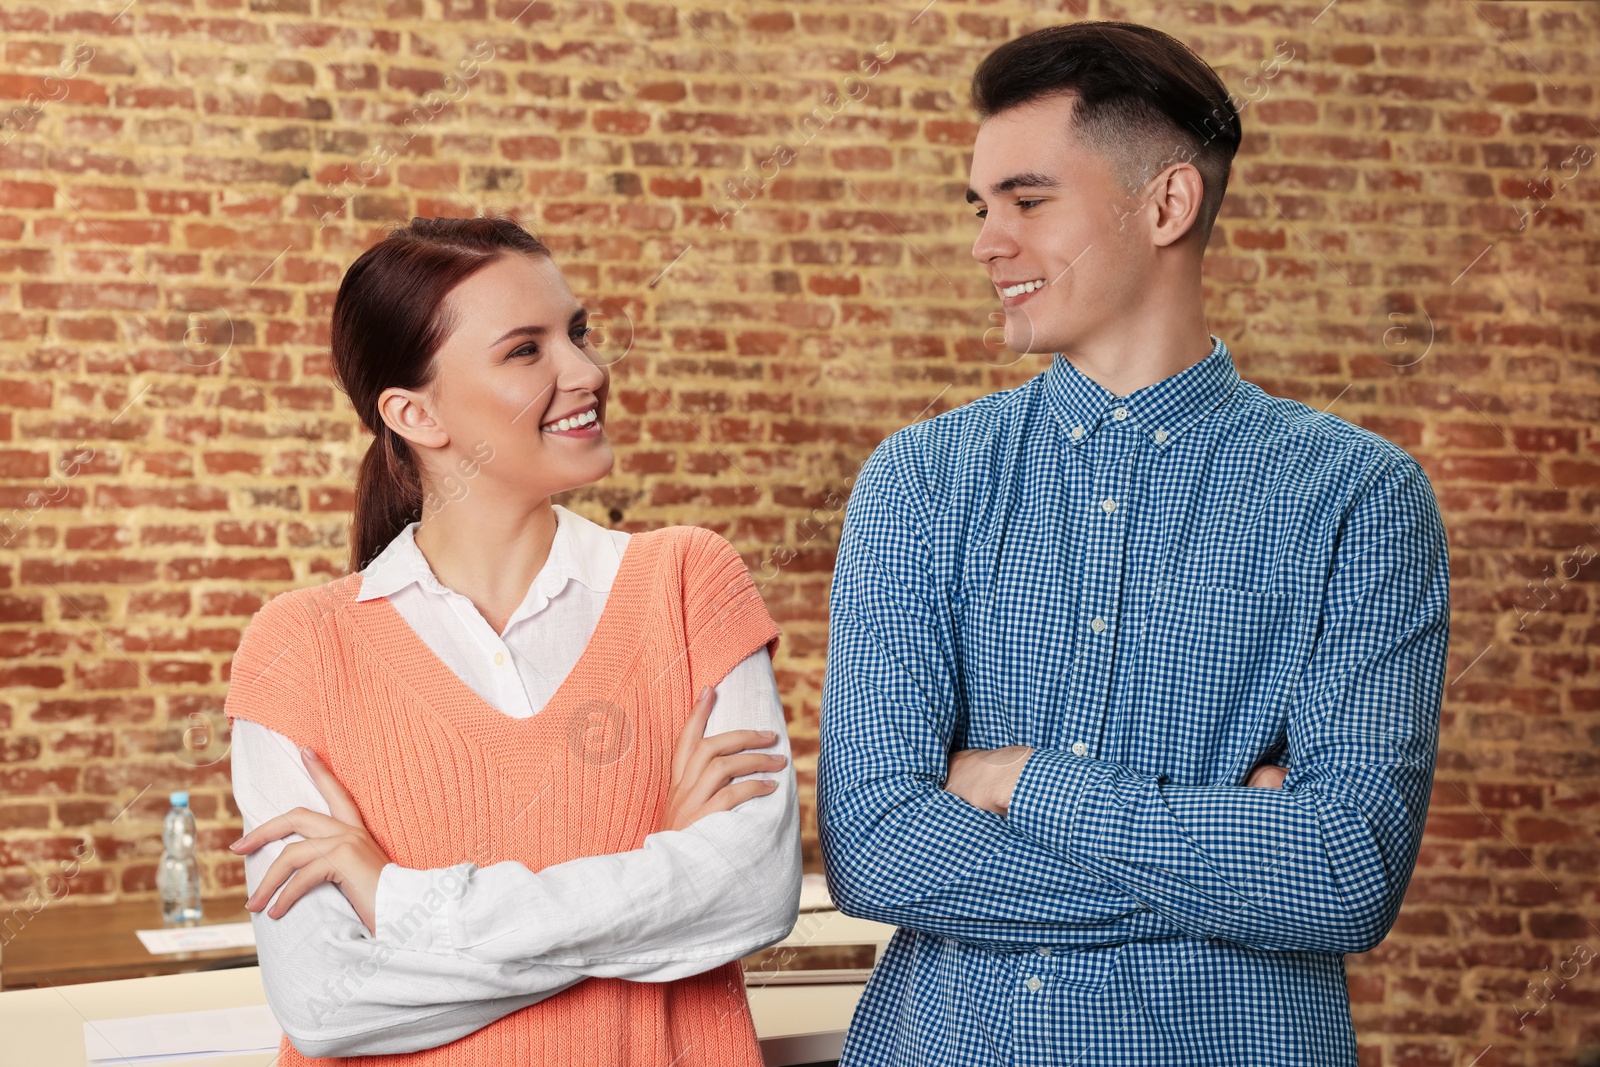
0;912;897;1067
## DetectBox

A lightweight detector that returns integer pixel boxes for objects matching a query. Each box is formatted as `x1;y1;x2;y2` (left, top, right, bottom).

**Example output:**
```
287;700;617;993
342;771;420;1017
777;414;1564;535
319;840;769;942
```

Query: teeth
542;408;597;433
1001;279;1046;298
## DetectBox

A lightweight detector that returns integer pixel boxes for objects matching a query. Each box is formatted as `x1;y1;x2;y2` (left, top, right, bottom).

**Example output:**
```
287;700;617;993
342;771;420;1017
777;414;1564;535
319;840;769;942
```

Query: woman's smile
539;402;603;438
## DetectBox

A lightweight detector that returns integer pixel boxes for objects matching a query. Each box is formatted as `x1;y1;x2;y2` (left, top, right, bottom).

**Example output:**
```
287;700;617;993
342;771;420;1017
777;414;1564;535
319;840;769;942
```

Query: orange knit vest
223;524;782;1066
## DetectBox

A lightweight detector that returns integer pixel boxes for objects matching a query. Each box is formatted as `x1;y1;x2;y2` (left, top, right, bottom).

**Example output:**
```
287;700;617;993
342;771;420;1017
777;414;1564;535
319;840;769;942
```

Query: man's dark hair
971;21;1243;248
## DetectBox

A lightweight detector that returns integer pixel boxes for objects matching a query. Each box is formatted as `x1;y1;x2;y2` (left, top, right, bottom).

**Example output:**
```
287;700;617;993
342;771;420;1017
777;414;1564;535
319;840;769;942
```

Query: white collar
356;504;622;618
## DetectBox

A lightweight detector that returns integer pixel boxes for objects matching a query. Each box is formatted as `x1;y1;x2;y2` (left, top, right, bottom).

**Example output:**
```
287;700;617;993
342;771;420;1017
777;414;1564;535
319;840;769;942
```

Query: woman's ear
378;385;450;453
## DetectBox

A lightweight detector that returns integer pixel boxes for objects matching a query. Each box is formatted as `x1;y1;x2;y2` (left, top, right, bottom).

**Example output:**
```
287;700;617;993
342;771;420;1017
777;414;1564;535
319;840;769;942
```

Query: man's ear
1148;161;1206;248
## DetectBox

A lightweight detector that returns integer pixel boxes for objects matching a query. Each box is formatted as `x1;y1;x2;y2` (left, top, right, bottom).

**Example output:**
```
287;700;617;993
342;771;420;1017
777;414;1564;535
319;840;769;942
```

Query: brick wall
1;0;1597;1061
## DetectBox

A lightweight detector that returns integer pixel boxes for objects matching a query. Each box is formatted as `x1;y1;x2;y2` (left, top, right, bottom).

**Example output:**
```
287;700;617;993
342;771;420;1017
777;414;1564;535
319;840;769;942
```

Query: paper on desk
798;872;834;912
134;922;256;955
83;1005;281;1063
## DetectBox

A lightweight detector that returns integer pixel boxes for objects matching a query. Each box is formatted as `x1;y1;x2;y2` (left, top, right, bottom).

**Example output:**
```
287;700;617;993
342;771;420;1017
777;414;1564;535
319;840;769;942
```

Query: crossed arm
818;451;1449;955
229;647;800;1058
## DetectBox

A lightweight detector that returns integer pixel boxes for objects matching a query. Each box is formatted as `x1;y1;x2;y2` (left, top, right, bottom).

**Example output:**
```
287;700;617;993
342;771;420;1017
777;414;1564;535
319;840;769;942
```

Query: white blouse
229;504;801;1057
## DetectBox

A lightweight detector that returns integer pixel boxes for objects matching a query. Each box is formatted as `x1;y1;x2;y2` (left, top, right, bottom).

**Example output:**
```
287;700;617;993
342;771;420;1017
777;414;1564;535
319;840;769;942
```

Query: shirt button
1112;406;1129;421
1071;741;1089;757
1153;428;1169;444
1036;947;1053;956
1025;976;1043;992
1089;616;1107;633
493;651;506;666
1071;425;1085;440
1100;497;1116;514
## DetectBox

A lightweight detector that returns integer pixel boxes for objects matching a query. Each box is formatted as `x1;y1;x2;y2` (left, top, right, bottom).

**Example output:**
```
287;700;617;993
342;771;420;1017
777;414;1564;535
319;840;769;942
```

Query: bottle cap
170;791;189;807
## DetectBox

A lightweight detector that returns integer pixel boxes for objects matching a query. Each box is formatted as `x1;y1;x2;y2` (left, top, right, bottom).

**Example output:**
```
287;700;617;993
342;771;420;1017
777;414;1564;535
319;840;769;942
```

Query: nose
552;333;607;395
971;212;1016;267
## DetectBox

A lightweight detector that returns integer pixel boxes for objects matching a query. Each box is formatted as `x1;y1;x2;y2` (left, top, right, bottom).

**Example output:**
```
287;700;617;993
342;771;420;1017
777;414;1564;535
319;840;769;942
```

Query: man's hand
1245;763;1288;788
943;746;1284;813
943;746;1035;815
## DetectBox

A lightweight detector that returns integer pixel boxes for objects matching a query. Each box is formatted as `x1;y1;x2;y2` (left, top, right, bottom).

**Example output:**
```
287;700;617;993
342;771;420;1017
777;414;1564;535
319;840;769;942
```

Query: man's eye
973;200;1041;220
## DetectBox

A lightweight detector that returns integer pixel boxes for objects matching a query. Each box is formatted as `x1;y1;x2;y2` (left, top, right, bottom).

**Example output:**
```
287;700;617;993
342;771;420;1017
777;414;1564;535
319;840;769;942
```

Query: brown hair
970;21;1242;248
330;215;551;575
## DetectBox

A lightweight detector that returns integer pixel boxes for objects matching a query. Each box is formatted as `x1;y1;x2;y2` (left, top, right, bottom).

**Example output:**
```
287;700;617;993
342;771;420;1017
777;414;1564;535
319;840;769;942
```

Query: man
817;20;1449;1065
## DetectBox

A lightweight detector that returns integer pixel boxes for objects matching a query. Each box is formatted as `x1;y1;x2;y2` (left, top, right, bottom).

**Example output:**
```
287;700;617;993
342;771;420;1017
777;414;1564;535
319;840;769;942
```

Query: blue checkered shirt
817;335;1450;1066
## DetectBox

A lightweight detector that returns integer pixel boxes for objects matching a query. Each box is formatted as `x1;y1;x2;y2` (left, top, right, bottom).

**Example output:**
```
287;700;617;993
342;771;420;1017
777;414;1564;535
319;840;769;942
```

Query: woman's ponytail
349;423;425;574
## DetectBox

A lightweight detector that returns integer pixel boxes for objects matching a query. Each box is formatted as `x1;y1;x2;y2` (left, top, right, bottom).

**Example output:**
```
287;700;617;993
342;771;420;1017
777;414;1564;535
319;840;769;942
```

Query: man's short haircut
970;21;1243;248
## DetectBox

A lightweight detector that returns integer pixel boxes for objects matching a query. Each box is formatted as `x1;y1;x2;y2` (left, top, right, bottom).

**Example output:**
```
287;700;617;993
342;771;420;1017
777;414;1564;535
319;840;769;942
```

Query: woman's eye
512;344;539;359
573;325;594;345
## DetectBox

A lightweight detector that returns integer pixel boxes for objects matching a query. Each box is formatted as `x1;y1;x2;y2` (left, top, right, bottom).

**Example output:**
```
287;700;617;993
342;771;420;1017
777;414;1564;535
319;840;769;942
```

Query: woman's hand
229;746;392;936
1245;764;1288;788
662;686;788;832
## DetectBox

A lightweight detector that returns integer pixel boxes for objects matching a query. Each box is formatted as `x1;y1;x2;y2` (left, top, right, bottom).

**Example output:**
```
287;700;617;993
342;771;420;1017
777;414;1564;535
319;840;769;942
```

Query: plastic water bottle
158;791;203;924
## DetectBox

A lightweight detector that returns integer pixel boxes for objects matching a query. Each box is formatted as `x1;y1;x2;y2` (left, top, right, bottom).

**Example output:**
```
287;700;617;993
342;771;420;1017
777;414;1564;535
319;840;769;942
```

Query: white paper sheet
134;923;257;955
82;1005;281;1063
798;872;834;912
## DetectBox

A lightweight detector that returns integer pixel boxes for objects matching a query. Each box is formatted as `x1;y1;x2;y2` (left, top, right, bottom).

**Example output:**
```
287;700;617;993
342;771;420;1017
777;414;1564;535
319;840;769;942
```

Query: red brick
0;26;1589;1043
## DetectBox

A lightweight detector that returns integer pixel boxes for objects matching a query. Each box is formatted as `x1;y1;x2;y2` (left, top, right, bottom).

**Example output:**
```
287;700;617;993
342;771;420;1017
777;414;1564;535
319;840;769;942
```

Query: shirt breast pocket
1129;579;1313;785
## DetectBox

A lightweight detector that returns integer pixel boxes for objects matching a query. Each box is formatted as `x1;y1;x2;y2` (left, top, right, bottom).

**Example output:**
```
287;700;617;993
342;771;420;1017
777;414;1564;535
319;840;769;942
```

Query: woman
223;216;801;1065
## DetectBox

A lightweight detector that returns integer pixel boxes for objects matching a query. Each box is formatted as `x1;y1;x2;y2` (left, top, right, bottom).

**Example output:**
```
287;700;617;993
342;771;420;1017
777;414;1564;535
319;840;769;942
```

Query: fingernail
759;730;776;739
301;746;319;762
700;686;712;700
228;838;245;851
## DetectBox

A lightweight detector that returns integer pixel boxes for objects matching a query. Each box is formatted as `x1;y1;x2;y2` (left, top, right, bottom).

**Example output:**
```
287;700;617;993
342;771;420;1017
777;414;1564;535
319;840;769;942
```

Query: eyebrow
964;172;1062;204
489;306;588;349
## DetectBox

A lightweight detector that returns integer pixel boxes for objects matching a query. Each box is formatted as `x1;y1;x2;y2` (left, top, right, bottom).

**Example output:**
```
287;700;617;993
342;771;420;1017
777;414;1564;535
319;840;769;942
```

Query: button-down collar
1045;334;1240;452
356;503;621;628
